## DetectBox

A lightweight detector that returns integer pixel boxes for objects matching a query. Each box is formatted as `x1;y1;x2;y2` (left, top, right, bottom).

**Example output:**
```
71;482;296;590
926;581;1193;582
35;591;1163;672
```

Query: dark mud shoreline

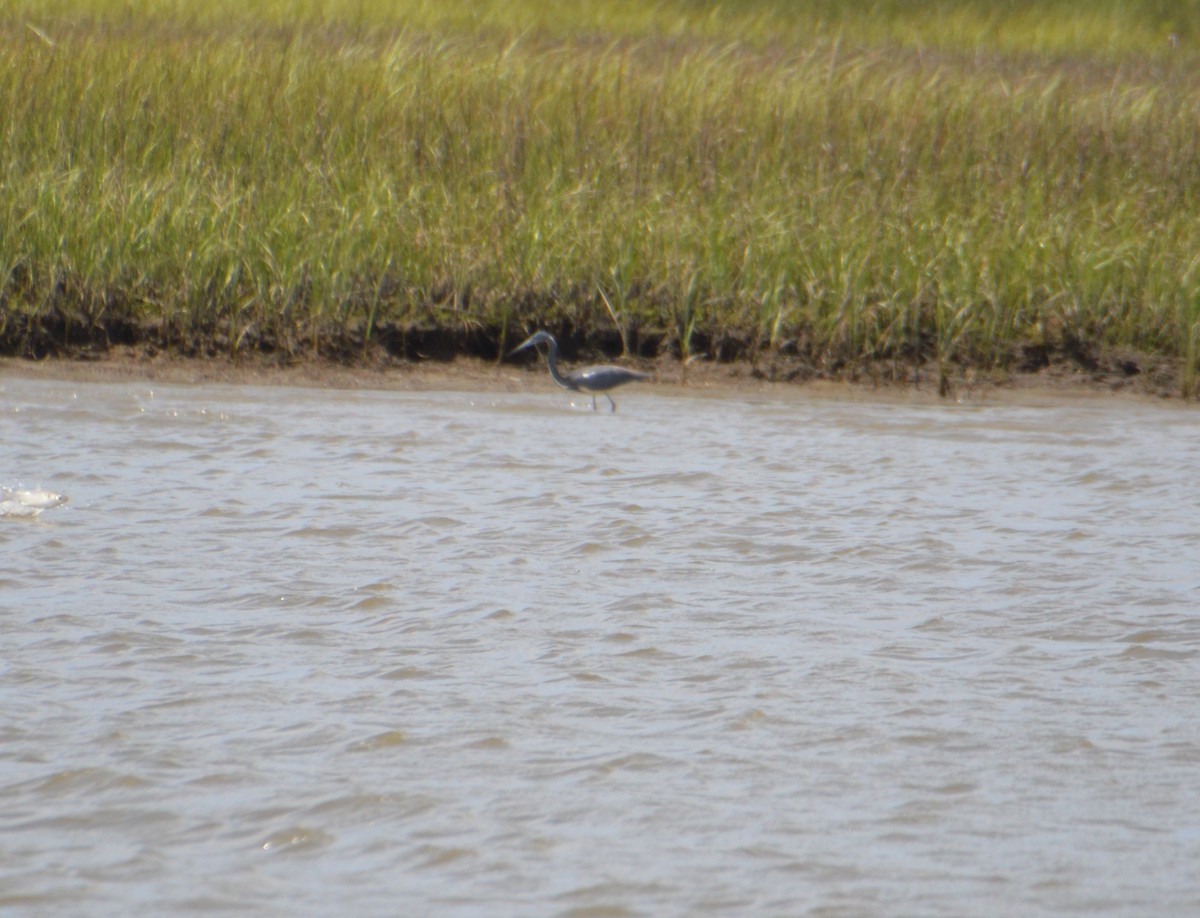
0;317;1189;404
0;305;1188;400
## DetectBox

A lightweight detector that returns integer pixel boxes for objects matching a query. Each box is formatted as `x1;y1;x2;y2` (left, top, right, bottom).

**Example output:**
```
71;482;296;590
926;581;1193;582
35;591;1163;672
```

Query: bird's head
507;330;555;358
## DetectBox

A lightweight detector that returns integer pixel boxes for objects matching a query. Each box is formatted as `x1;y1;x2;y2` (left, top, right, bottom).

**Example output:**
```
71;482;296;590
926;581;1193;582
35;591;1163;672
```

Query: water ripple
2;379;1199;916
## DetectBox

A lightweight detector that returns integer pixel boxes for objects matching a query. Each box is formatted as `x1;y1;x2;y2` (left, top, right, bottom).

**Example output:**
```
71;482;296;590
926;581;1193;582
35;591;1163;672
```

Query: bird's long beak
506;335;540;358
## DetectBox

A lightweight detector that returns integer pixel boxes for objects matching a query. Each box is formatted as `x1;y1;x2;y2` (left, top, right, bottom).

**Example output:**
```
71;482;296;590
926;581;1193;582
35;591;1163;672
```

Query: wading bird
508;331;650;412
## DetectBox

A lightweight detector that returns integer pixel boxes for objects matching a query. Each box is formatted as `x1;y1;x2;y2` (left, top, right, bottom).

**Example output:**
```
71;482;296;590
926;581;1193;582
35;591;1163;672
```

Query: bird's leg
606;394;617;412
590;394;597;411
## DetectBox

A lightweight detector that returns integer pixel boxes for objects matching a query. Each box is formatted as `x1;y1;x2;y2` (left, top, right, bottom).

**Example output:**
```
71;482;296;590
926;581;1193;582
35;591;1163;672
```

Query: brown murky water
2;376;1199;916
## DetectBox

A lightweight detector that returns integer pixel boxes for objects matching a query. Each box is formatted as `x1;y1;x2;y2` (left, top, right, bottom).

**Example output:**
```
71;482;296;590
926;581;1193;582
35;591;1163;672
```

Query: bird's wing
569;366;650;390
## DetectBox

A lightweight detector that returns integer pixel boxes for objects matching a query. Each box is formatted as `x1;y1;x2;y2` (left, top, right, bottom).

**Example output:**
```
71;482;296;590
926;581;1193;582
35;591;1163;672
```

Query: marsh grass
4;0;1200;390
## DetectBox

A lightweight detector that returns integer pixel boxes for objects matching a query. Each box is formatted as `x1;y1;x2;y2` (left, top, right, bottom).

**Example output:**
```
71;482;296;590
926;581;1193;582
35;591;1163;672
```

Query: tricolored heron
508;331;649;412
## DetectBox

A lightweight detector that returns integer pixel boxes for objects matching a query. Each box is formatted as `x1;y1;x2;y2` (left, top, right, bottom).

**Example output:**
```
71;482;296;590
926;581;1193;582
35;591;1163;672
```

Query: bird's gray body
509;330;649;411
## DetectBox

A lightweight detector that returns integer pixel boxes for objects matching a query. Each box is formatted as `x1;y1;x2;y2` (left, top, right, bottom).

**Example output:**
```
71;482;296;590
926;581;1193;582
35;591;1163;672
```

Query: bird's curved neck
542;340;575;391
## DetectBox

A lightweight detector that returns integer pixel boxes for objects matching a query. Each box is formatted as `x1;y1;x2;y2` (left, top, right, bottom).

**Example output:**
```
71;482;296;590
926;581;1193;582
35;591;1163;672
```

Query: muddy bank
2;303;1192;401
0;337;1189;405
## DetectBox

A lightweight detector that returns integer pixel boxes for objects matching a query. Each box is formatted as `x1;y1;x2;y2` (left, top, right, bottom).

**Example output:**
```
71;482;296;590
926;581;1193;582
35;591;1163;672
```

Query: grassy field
3;0;1200;393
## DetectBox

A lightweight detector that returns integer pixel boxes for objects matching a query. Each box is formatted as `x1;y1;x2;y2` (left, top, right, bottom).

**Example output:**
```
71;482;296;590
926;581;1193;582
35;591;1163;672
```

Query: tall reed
3;0;1200;381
